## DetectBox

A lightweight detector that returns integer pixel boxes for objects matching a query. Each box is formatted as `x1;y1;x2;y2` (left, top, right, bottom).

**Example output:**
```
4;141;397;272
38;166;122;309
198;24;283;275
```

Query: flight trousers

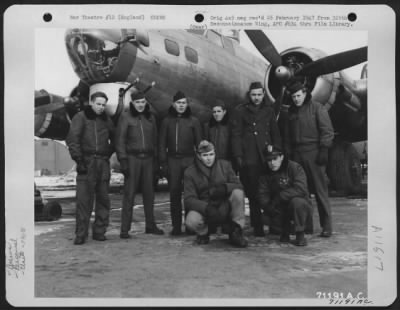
75;156;110;238
281;197;313;234
185;189;246;235
121;154;157;234
167;156;194;231
294;148;332;233
239;164;264;228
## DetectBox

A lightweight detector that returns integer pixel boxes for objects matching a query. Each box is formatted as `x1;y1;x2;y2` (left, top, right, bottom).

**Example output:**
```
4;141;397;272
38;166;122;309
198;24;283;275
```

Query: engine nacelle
264;47;341;110
35;90;71;140
90;82;132;118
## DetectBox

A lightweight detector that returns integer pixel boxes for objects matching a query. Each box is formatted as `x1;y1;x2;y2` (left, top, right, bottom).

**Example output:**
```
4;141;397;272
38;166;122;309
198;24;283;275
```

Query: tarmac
34;177;368;300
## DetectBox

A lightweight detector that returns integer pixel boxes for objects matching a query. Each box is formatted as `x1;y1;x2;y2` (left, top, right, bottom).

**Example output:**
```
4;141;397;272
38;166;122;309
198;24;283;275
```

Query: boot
74;236;85;245
319;230;332;238
294;231;307;246
279;233;290;243
254;225;265;237
184;227;196;235
145;225;164;235
120;232;131;239
92;234;106;241
196;234;210;245
229;222;248;248
170;227;182;236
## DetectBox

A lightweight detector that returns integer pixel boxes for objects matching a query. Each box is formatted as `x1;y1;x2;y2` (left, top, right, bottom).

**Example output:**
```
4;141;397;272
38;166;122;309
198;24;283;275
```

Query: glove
205;202;225;225
76;161;88;175
159;163;169;179
119;159;129;177
235;157;243;170
209;184;228;200
316;147;329;166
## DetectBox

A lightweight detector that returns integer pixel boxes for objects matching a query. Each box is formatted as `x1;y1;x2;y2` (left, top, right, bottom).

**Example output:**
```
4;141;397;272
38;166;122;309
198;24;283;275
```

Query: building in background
35;139;74;176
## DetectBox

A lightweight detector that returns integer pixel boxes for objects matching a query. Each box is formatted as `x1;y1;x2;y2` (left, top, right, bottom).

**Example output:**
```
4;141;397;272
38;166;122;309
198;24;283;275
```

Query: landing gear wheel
45;201;62;220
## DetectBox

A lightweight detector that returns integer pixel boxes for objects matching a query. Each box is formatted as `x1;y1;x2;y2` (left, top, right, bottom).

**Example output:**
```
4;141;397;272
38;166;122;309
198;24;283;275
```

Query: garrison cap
249;81;264;90
173;90;186;102
130;91;145;101
197;140;215;154
287;81;306;94
90;91;108;102
212;99;226;110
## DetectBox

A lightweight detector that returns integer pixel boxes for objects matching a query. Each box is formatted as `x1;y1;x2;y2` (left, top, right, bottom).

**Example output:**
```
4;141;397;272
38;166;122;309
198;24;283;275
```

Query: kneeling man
258;145;313;246
184;141;248;247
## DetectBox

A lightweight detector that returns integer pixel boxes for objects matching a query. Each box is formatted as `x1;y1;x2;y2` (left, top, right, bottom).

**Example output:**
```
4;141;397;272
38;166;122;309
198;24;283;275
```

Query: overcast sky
35;28;367;97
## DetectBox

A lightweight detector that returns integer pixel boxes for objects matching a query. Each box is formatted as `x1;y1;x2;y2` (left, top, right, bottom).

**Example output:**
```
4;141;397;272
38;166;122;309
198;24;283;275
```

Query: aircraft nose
65;29;137;83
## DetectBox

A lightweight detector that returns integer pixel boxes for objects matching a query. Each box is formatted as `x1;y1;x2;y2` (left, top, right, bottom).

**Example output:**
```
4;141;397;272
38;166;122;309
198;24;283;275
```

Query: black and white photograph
4;4;396;307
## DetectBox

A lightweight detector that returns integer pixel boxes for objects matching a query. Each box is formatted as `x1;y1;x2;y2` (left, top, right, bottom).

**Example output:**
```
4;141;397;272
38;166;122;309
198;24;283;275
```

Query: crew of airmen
67;80;334;247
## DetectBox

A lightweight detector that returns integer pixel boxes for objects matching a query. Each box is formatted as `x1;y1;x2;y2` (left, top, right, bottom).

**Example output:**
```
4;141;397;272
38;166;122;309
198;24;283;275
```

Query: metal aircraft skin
35;28;367;145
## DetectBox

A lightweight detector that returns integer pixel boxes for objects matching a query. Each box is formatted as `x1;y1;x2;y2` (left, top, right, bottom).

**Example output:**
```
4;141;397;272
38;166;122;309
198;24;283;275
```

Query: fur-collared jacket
257;156;310;208
115;104;157;161
203;112;232;160
184;158;243;215
159;106;202;163
286;94;334;153
231;101;281;165
66;105;114;162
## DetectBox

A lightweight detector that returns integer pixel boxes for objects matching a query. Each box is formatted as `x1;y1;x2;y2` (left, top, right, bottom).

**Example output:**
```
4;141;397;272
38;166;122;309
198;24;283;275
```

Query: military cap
130;91;145;101
197;140;215;154
212;99;226;110
173;90;186;102
264;144;283;160
287;81;306;94
90;91;108;102
249;81;264;90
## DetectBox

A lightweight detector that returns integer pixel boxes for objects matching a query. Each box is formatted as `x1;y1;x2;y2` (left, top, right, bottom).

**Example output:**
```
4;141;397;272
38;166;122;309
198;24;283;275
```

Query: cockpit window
65;29;121;82
222;36;234;55
164;39;180;56
184;46;198;64
205;30;223;47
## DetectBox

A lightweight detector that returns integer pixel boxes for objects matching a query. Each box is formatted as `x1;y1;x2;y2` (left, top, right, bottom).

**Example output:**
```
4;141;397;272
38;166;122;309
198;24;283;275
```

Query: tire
42;201;62;221
327;142;362;195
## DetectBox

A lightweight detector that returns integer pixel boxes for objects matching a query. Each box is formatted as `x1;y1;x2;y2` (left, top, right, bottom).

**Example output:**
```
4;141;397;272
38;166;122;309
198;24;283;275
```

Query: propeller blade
35;95;81;115
296;46;368;77
244;30;282;66
35;102;65;115
275;85;288;120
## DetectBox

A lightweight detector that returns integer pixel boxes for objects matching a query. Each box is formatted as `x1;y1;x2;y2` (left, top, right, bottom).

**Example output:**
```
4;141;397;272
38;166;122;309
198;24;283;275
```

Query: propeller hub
275;66;293;83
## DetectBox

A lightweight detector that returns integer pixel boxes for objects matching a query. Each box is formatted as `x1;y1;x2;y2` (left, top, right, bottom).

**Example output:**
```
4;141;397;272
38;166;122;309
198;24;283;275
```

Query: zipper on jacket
175;119;179;153
139;117;145;150
215;126;219;151
94;119;98;153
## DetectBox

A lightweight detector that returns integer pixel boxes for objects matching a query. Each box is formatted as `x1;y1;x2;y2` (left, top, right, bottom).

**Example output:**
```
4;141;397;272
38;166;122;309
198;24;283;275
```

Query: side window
164;39;180;56
184;46;198;64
